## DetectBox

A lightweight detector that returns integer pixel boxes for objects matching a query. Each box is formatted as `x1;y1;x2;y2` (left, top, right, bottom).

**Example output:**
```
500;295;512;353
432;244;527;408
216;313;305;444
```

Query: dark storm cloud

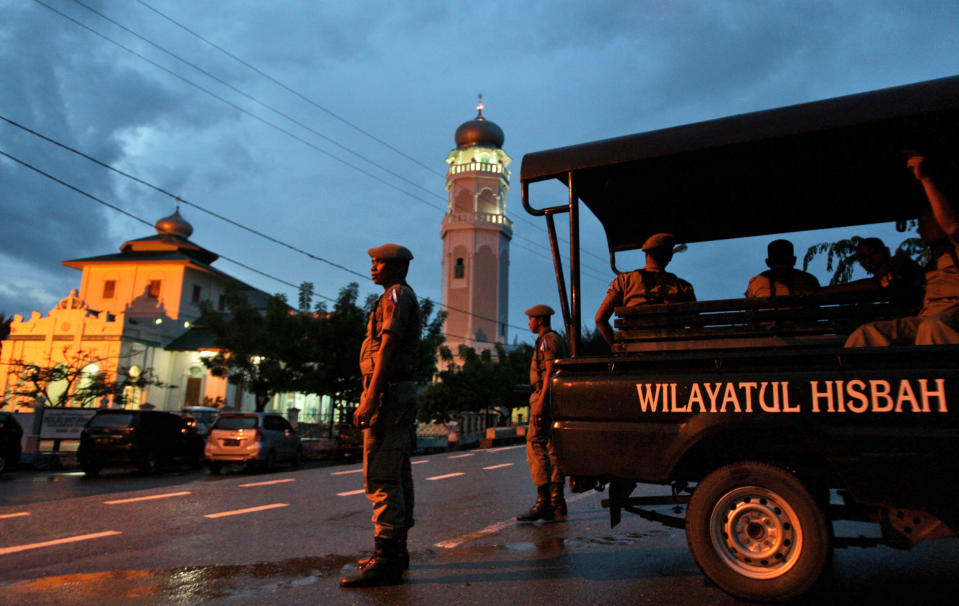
0;1;238;314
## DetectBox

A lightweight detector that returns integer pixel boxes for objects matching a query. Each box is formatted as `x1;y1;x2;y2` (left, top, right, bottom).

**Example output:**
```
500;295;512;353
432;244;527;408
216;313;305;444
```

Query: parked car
180;406;219;437
78;409;204;477
0;412;24;473
205;412;302;473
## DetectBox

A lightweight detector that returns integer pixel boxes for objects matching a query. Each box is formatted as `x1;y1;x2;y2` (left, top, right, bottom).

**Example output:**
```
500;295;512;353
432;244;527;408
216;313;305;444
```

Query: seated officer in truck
845;154;959;346
595;232;696;346
745;239;821;298
823;237;924;312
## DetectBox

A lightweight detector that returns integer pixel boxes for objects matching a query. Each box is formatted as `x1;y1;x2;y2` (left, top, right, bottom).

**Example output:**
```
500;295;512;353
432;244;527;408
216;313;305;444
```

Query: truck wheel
686;461;830;602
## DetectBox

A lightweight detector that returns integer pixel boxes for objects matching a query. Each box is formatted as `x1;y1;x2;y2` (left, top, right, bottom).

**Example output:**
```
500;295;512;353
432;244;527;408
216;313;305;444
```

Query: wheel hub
710;487;803;579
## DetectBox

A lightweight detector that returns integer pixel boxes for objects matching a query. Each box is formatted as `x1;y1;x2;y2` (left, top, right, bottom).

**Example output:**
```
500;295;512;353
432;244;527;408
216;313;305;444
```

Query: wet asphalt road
1;447;958;605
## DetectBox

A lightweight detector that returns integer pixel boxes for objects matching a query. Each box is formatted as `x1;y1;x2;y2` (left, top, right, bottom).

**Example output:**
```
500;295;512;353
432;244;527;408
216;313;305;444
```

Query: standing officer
341;244;420;588
517;304;568;522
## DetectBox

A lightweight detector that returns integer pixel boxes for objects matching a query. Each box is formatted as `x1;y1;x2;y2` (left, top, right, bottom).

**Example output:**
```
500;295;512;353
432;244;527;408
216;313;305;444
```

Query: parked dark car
78;409;204;477
0;412;24;473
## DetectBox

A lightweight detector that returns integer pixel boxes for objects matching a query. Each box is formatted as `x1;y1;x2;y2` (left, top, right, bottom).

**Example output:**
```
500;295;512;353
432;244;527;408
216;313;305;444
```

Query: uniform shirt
359;282;421;380
529;330;566;403
606;269;696;307
920;241;959;317
745;268;820;298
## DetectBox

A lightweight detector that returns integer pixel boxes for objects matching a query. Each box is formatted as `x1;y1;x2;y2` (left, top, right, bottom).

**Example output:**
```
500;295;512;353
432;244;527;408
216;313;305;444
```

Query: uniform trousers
845;302;959;346
363;381;417;540
526;415;562;487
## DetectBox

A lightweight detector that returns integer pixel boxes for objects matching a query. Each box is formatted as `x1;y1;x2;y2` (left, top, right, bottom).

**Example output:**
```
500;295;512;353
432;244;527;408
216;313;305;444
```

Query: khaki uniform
606;268;696;307
846;242;959;346
526;330;566;487
746;268;820;298
360;282;420;540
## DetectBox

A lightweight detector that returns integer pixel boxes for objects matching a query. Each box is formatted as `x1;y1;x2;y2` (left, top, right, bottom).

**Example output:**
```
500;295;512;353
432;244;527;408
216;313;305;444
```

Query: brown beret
641;232;676;252
368;243;413;262
524;304;555;317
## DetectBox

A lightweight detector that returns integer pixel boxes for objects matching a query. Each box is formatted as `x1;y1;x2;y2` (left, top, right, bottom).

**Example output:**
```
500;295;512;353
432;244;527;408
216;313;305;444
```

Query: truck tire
686;461;831;602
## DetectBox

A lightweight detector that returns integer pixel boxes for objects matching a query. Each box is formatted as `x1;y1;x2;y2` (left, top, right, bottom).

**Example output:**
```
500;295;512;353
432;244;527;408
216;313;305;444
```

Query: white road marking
204;503;288;519
331;469;363;476
411;460;428;465
486;444;525;453
238;478;296;488
103;491;192;505
337;489;365;496
426;472;465;481
0;512;30;520
435;520;513;549
483;463;513;470
448;453;474;459
0;531;121;556
434;490;597;549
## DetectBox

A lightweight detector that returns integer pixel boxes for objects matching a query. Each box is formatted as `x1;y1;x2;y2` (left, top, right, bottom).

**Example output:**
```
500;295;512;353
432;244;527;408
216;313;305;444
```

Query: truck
520;74;959;601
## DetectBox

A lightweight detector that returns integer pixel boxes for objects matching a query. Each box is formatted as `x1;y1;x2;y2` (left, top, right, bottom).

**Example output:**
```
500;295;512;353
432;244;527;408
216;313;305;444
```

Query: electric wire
0;146;503;347
0;135;529;336
44;0;612;278
133;0;612;270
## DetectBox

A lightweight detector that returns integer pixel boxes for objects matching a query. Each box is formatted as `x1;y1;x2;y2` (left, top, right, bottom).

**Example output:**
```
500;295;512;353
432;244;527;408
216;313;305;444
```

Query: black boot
358;533;409;571
516;484;554;522
550;481;568;521
340;538;405;588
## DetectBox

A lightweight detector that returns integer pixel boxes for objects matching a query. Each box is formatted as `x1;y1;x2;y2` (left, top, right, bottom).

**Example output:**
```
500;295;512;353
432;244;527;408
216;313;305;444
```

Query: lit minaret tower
441;96;512;356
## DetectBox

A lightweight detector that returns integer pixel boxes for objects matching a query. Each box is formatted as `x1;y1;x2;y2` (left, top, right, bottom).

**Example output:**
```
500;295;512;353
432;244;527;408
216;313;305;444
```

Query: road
1;445;957;605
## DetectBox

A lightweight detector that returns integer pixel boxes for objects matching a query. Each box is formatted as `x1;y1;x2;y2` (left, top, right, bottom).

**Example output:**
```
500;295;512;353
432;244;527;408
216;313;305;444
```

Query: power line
134;0;611;269
0;113;370;283
0;129;532;332
1;146;511;347
43;0;612;278
134;0;443;179
3;145;514;349
0;146;329;299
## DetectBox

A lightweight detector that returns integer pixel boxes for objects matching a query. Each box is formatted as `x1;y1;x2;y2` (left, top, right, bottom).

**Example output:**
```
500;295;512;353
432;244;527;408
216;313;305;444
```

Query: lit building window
454;258;465;279
103;280;116;299
148;280;161;298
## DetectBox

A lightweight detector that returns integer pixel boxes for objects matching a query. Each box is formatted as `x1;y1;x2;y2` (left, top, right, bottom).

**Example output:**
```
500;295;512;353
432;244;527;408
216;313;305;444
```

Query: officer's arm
595;292;617;346
356;331;398;427
531;355;554;419
910;155;959;243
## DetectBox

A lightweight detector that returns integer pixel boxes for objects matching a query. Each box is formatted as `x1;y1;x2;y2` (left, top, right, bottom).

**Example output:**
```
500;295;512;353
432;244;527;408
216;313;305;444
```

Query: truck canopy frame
521;74;959;355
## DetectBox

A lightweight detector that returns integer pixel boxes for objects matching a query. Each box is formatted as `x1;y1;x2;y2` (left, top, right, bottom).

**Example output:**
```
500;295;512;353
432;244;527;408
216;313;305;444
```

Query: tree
202;281;447;417
200;285;304;412
803;227;927;286
418;342;532;423
293;283;368;422
4;345;169;407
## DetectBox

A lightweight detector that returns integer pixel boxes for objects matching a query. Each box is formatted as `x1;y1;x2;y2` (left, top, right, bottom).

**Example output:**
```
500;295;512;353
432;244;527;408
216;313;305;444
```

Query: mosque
441;98;512;356
0;101;512;414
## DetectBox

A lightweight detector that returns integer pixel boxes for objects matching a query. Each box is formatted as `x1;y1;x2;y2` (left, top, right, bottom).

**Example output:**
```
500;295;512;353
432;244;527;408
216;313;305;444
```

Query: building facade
441;100;512;356
0;210;332;424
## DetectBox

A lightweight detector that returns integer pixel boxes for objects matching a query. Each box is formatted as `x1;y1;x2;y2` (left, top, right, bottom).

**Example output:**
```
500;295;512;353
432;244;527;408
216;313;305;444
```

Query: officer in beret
595;232;696;346
517;304;569;522
341;243;420;588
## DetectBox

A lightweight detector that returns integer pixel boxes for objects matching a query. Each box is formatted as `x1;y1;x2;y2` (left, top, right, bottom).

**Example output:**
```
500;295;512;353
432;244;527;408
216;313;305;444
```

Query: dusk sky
2;0;958;346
